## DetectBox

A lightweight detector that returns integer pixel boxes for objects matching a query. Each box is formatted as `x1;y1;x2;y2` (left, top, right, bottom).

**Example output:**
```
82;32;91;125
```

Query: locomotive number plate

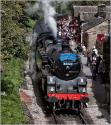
63;62;73;65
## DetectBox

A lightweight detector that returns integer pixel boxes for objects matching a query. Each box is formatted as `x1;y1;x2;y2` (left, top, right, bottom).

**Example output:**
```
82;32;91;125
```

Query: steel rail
51;112;63;124
79;111;88;124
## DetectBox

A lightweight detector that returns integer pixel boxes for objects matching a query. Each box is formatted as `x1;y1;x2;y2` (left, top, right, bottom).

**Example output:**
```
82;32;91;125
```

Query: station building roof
73;6;110;21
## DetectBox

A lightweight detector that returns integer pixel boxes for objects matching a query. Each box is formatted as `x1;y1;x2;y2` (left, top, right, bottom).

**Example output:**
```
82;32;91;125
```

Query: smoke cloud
25;2;40;16
41;0;57;37
25;0;70;82
25;0;57;37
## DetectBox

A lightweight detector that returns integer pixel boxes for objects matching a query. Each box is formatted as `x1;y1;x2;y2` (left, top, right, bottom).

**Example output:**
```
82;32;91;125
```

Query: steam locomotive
34;22;89;111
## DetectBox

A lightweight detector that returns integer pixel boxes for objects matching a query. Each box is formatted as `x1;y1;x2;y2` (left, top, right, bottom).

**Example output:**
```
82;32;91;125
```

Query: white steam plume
42;0;57;38
25;1;57;37
25;2;39;16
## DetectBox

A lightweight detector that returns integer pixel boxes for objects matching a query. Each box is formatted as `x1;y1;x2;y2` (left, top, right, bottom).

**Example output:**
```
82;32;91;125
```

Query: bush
1;78;14;94
1;1;29;62
24;17;36;28
1;94;27;124
1;58;28;124
1;58;23;94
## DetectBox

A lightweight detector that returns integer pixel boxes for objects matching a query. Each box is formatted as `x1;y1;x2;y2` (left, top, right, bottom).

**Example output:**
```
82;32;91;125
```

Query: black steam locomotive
34;22;89;111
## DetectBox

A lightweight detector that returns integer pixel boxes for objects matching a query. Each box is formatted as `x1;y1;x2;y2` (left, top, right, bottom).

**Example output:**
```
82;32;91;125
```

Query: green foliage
1;94;27;124
1;58;23;94
1;1;29;61
1;78;14;94
1;1;33;123
23;17;36;28
1;58;28;124
67;0;109;6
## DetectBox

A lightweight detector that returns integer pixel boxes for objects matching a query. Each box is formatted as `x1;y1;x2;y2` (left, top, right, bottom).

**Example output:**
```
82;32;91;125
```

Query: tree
1;1;29;62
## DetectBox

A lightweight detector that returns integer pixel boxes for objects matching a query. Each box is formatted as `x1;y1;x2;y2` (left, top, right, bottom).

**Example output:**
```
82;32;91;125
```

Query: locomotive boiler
35;22;89;111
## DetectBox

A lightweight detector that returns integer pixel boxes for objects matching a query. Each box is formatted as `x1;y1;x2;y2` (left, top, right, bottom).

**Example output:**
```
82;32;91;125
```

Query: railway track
79;111;88;124
50;112;64;124
47;109;89;124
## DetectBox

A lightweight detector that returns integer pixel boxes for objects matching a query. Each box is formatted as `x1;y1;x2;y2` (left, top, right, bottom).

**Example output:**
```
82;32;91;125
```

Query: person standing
82;44;86;56
76;43;82;53
92;46;98;55
86;49;91;66
91;55;97;80
95;55;102;75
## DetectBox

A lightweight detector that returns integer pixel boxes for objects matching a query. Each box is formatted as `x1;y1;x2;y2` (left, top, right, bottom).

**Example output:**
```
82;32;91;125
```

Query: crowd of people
72;43;105;81
57;16;81;43
76;44;105;81
57;16;105;81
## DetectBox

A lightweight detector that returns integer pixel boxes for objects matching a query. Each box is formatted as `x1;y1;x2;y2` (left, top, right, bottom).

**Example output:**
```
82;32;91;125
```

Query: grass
1;58;28;124
1;94;27;124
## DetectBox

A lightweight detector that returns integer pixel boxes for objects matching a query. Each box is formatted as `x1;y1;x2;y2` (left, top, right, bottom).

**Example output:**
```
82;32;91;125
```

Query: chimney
98;4;106;18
